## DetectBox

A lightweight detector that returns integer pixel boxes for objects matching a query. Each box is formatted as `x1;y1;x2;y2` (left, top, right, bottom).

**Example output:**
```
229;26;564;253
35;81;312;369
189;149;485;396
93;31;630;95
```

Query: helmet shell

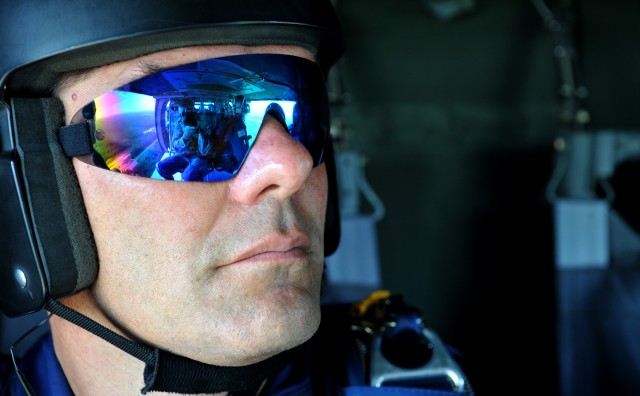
0;0;345;96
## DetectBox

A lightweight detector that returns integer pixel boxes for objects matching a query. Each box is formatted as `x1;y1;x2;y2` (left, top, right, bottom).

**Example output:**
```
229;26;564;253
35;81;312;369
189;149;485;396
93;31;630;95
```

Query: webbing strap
45;299;153;362
58;123;93;157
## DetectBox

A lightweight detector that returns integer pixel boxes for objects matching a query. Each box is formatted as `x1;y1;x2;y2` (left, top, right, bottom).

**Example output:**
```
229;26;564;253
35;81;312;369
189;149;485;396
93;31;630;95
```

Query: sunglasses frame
59;53;330;182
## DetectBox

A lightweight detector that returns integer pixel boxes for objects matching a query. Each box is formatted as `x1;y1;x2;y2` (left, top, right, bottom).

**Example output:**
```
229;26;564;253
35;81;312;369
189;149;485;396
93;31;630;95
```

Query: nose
228;115;313;204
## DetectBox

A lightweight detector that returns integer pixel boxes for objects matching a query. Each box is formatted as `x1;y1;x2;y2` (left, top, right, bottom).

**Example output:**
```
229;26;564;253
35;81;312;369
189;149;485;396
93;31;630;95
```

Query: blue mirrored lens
80;54;329;182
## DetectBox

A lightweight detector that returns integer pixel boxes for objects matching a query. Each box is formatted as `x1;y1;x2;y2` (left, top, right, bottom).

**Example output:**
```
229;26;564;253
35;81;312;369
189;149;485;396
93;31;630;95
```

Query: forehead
58;45;315;123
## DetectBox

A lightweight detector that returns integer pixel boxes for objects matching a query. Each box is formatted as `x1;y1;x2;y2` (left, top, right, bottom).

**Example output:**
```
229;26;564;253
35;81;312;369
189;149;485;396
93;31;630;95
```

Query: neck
49;294;232;396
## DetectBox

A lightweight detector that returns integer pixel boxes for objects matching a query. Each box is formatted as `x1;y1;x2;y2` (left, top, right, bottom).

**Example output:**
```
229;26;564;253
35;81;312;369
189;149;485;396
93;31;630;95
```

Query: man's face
58;45;328;366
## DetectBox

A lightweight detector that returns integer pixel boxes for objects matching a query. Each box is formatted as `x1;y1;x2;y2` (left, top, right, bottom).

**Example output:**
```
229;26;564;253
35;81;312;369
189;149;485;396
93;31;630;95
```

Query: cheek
302;165;328;221
72;160;226;277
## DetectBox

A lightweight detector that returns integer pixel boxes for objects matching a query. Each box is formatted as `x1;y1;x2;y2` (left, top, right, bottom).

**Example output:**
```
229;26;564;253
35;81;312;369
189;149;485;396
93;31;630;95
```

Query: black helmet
0;1;345;96
0;0;344;317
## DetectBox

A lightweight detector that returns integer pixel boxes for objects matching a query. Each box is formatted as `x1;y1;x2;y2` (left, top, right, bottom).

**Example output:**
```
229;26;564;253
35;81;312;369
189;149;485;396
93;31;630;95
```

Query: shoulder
303;302;364;394
0;333;72;396
0;353;19;396
0;353;10;384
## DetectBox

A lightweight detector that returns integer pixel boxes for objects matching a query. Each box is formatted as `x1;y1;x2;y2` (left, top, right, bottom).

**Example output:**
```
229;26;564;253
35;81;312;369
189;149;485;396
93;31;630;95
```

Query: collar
11;332;314;396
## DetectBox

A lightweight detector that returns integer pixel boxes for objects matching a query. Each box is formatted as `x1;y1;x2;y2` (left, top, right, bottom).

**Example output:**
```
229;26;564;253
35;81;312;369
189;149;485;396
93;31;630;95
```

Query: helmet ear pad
41;99;100;295
0;97;98;316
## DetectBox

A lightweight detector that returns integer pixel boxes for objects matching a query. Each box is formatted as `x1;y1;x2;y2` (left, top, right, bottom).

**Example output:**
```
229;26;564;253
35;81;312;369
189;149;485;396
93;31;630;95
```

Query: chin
265;285;321;336
179;280;323;365
237;288;321;362
168;302;321;367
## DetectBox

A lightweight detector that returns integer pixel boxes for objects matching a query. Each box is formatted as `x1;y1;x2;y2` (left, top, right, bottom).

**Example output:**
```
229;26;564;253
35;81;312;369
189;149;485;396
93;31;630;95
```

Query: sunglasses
58;54;330;182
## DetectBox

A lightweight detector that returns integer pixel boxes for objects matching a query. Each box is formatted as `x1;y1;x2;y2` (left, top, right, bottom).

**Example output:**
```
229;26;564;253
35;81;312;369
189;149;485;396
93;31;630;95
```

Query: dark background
330;0;640;395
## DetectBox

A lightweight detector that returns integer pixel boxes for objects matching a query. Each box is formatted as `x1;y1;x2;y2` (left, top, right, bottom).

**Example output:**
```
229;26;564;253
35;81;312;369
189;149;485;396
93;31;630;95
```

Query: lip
225;231;312;266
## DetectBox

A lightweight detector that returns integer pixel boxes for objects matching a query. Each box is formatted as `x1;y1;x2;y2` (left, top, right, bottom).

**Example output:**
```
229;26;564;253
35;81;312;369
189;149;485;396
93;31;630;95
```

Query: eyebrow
53;68;94;97
135;60;169;78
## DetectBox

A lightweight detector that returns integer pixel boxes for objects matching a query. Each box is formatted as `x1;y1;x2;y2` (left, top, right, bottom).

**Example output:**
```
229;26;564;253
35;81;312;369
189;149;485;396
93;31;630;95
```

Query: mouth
225;231;312;267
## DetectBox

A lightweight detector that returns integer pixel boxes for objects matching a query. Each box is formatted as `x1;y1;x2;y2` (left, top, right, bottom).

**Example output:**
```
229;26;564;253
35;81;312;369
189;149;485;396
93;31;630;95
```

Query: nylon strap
58;123;93;157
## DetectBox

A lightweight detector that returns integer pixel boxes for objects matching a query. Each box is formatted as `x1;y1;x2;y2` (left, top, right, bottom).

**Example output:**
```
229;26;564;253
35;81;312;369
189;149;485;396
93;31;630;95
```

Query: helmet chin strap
44;299;303;395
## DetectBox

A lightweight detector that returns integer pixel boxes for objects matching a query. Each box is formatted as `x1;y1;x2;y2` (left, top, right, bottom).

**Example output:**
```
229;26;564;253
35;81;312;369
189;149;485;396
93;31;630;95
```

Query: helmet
0;0;344;317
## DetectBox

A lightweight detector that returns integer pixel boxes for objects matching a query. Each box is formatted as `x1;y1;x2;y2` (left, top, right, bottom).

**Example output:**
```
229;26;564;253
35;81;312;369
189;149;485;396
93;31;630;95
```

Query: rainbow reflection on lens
93;91;159;176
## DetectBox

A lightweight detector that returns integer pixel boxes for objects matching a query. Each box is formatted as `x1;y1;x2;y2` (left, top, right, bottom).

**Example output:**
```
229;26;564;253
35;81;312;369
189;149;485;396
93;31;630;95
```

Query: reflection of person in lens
211;114;246;174
157;105;201;180
182;110;218;181
289;102;303;142
158;106;223;181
